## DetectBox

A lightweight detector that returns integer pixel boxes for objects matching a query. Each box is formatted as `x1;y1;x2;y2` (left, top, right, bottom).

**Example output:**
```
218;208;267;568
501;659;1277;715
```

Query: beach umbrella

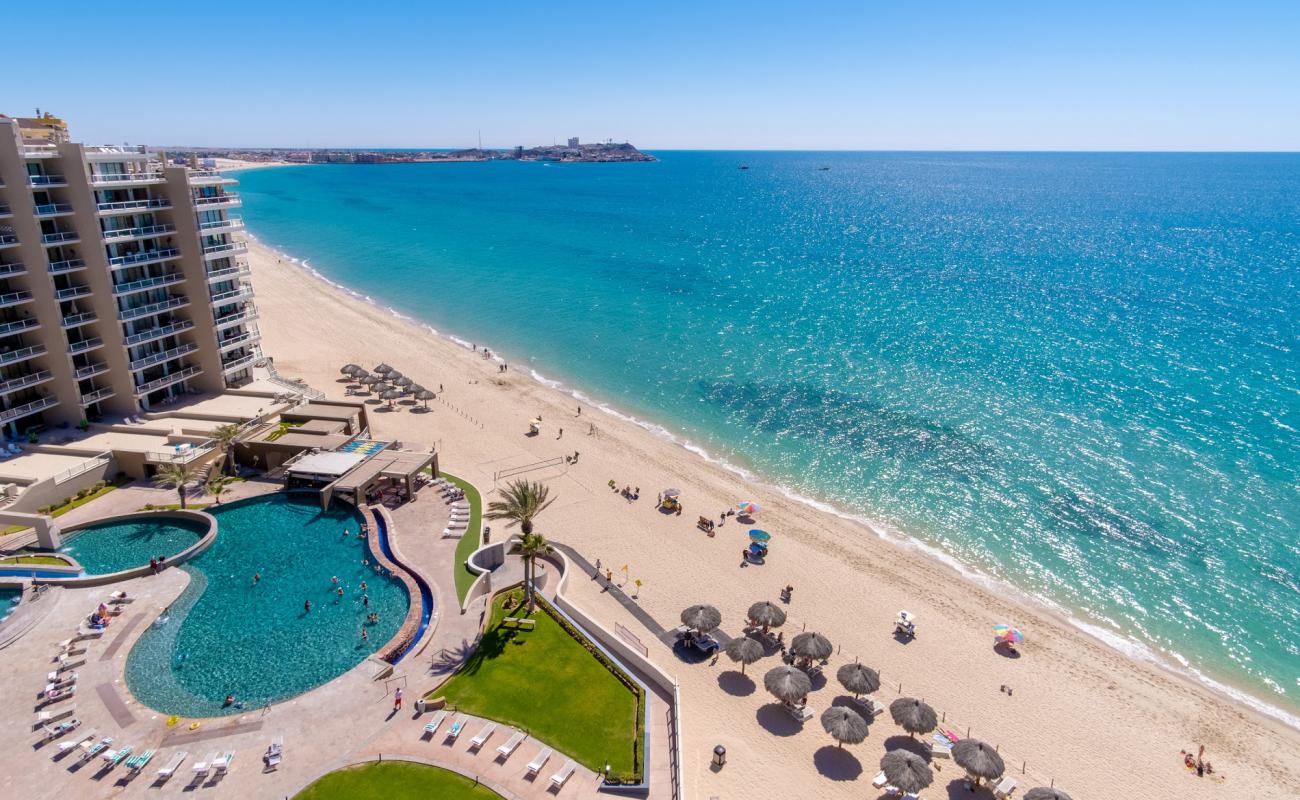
763;665;811;703
952;738;1005;784
820;706;868;748
341;364;363;375
386;370;404;381
993;624;1024;645
723;635;764;674
380;389;402;401
358;374;379;385
414;389;435;409
889;697;938;738
747;600;786;629
1024;790;1072;800
880;750;934;794
372;382;391;394
736;501;760;516
748;529;771;542
790;631;833;662
680;604;721;633
836;662;881;698
662;488;682;498
373;363;392;374
392;375;412;388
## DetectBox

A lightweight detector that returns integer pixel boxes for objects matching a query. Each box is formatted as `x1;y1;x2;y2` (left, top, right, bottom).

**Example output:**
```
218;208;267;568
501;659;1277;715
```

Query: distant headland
169;139;654;165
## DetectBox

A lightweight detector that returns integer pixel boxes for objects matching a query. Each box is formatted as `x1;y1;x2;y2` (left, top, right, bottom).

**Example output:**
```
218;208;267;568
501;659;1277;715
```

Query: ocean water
235;153;1300;721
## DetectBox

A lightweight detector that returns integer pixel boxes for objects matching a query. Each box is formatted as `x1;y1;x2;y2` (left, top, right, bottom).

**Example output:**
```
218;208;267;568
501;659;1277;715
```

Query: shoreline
252;230;1300;733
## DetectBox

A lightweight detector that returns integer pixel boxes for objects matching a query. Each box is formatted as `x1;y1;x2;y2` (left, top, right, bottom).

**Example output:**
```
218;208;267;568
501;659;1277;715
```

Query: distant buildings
567;137;580;148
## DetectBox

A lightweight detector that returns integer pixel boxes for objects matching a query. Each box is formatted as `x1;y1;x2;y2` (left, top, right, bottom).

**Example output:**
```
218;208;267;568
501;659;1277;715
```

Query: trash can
712;744;726;768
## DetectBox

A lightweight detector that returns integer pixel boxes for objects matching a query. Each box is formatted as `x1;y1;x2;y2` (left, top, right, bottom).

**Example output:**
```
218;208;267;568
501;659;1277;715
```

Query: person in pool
359;581;368;592
304;599;311;612
252;572;260;586
331;575;339;585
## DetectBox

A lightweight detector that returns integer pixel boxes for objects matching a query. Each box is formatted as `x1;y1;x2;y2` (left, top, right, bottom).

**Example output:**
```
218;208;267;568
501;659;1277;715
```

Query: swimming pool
59;517;207;575
0;587;19;624
125;493;409;717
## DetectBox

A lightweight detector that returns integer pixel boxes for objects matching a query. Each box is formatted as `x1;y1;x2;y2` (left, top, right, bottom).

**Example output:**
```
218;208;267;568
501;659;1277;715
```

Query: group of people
148;554;168;573
1181;745;1219;779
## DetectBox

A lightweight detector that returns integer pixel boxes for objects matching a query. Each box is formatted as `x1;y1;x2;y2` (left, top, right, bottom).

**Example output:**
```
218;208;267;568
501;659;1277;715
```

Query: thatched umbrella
724;635;764;675
372;381;391;395
1024;790;1072;800
747;600;787;630
820;705;868;748
680;604;721;633
836;662;881;698
414;389;435;409
358;373;379;386
763;665;811;704
889;697;938;738
880;750;934;794
952;738;1005;785
790;631;833;662
341;364;363;375
380;389;402;408
386;370;404;381
392;375;413;388
373;363;392;374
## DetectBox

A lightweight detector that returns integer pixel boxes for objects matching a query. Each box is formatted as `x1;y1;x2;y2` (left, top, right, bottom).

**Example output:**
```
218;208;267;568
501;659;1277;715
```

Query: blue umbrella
749;529;771;542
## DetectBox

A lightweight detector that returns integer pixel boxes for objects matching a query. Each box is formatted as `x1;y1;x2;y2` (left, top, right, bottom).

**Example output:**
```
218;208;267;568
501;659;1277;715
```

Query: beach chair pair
263;738;283;770
422;709;449;738
993;776;1018;798
156;751;187;781
101;743;133;768
58;730;96;754
191;751;232;779
125;750;156;773
41;717;81;740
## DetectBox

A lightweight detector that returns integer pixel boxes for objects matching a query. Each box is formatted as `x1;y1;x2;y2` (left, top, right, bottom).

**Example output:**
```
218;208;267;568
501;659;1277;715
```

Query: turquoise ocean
234;153;1299;724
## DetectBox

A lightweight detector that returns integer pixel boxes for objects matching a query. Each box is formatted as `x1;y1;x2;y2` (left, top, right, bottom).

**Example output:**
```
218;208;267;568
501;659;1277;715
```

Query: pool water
126;493;409;717
59;518;207;575
0;587;18;624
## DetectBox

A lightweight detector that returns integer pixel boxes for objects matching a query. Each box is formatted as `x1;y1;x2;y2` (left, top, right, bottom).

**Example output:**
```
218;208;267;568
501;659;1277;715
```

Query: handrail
0;345;45;365
214;306;258;327
206;263;250;281
202;241;247;256
0;369;52;394
79;387;115;404
67;337;103;354
102;223;175;240
62;311;97;327
130;342;197;371
0;395;58;423
142;437;215;463
97;197;170;213
73;363;108;380
193;193;240;206
133;365;201;395
118;295;187;321
89;171;164;184
123;319;192;346
221;353;256;372
33;203;73;216
41;231;79;244
113;272;183;295
54;285;91;300
210;285;253;304
198;217;244;231
52;452;112;485
48;258;86;273
0;318;40;336
217;330;255;350
0;290;33;306
27;175;66;186
107;247;179;267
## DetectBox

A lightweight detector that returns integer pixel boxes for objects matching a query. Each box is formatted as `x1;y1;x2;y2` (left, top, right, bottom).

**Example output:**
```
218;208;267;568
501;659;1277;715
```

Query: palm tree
153;461;200;509
204;475;232;505
486;480;556;610
211;423;242;475
513;532;554;611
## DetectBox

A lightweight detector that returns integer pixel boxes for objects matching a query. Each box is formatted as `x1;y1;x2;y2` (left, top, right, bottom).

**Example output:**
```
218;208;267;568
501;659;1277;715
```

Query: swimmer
362;594;370;607
362;558;369;567
223;694;234;707
359;581;368;591
336;587;344;599
331;575;339;585
344;528;351;538
361;628;368;641
252;572;260;585
304;599;311;612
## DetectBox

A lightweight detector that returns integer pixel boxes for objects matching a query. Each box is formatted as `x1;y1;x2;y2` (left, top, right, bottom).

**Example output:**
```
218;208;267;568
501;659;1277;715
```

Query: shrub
38;505;51;515
62;497;72;507
143;503;155;510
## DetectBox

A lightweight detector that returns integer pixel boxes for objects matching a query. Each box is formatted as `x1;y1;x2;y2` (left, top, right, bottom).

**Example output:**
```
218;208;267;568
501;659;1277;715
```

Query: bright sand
246;236;1300;798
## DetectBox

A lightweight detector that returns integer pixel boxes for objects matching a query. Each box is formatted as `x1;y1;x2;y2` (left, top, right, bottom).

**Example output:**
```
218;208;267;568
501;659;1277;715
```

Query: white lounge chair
192;751;217;777
58;730;95;753
994;776;1018;798
446;714;468;740
213;751;233;773
496;731;525;760
156;751;187;780
549;758;577;789
264;738;282;770
81;735;112;761
525;746;552;775
469;722;497;750
873;770;890;788
422;710;449;738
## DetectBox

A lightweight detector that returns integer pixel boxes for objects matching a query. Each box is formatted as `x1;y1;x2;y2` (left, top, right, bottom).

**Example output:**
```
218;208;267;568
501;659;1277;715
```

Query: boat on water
738;165;749;170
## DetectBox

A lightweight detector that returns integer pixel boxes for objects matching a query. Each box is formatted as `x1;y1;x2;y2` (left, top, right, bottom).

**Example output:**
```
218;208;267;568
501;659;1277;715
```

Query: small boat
818;166;830;171
738;165;749;170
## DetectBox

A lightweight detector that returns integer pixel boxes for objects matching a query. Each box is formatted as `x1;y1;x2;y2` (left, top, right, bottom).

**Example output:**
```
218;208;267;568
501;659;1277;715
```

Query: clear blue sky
10;1;1299;150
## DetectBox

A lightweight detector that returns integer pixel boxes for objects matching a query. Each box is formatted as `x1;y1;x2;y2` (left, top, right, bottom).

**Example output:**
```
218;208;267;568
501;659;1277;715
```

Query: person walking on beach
557;427;563;439
577;405;581;416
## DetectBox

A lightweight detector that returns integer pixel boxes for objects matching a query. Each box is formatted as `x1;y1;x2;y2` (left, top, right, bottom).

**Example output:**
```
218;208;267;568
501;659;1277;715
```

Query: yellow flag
620;564;628;572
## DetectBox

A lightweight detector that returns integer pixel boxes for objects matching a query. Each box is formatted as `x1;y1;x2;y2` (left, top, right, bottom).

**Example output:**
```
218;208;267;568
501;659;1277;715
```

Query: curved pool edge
30;510;217;589
367;505;435;663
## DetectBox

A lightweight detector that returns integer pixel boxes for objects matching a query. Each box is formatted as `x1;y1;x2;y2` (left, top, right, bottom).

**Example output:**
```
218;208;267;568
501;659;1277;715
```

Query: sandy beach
246;235;1300;799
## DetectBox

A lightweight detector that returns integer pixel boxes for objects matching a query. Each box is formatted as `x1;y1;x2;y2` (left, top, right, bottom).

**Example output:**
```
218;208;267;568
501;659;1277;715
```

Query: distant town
168;138;654;165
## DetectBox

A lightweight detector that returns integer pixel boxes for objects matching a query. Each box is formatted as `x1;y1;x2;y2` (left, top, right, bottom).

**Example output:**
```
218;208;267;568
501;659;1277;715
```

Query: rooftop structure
0;113;260;439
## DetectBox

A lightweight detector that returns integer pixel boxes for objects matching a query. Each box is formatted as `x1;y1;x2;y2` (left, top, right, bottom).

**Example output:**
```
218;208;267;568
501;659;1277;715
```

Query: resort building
0;113;260;438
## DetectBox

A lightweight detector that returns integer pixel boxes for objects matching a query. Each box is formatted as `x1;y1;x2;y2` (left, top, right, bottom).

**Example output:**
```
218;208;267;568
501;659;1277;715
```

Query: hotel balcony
89;171;165;187
202;240;248;259
48;257;87;275
192;193;241;210
187;170;237;186
0;290;35;309
54;285;93;302
0;318;40;337
0;395;59;424
130;342;199;372
217;329;260;352
62;310;98;329
133;364;202;396
112;272;185;297
84;146;150;161
80;386;116;406
27;174;67;187
97;197;171;215
0;204;11;219
0;369;54;395
22;145;59;159
118;295;189;322
197;217;244;236
107;247;180;269
33;203;74;218
41;230;80;246
123;319;193;347
0;262;26;278
0;344;47;367
0;234;19;250
220;352;257;374
67;337;104;355
213;305;257;330
73;361;111;380
102;223;176;243
206;262;251;282
210;284;254;305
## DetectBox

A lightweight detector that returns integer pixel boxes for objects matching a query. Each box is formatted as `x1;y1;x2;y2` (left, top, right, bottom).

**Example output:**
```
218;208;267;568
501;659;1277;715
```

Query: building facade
0;115;261;436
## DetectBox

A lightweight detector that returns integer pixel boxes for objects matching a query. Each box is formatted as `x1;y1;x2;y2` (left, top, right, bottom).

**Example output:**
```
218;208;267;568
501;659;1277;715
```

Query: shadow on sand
756;703;805;737
717;670;756;697
813;745;864;781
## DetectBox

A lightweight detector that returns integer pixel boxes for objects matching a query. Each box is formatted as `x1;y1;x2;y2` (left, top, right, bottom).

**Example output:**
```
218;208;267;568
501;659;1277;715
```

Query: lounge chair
82;736;113;761
36;706;74;726
75;626;104;640
446;714;468;740
873;770;890;788
525;746;553;775
496;731;525;760
192;751;217;777
422;710;449;738
127;750;155;773
994;776;1018;798
59;730;95;753
108;591;132;603
782;701;814;721
469;722;497;750
930;741;952;759
102;744;133;768
42;718;81;740
156;751;187;781
213;751;233;773
549;758;577;789
264;738;282;770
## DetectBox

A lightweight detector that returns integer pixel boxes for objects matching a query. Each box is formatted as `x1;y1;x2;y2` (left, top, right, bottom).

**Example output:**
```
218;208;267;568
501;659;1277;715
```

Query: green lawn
293;761;501;800
437;472;482;604
434;594;643;780
0;555;71;566
2;481;124;534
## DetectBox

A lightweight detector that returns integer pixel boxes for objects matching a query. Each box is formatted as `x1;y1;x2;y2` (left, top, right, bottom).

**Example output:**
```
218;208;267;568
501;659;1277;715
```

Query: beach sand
246;236;1300;799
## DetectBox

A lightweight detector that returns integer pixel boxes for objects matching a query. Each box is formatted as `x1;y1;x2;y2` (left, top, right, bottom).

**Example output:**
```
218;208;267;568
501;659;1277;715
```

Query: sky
8;1;1300;150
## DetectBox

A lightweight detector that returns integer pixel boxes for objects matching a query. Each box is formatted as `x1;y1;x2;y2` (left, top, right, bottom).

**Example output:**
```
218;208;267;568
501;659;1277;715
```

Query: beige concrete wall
8;456;117;513
163;166;225;394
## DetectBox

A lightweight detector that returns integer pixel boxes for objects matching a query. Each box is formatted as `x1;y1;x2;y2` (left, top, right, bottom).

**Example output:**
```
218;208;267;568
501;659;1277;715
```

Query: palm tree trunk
177;486;186;509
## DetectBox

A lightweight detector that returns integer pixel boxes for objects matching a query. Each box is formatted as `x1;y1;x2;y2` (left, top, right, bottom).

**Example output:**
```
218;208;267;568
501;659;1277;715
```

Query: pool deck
0;479;664;799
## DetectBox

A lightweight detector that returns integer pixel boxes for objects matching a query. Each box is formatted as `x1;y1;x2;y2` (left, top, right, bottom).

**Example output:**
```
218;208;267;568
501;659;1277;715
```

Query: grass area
436;471;482;604
2;480;125;534
0;554;71;566
293;761;502;800
137;503;213;511
434;593;643;780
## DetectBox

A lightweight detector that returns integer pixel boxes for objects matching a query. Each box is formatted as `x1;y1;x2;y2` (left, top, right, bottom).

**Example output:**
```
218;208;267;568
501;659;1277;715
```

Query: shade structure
662;488;682;498
820;705;868;747
723;635;764;674
994;624;1024;645
880;750;934;794
748;529;771;542
414;388;434;400
1024;790;1073;800
341;364;363;374
747;600;787;628
736;501;760;516
386;370;404;381
952;738;1005;782
680;604;722;633
763;665;812;703
372;382;391;394
373;363;392;373
392;375;413;387
889;697;938;736
790;631;833;661
380;389;402;401
836;662;881;697
358;374;379;385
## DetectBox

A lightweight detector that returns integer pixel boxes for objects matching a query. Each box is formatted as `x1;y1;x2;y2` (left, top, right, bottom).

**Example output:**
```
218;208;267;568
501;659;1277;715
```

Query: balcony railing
0;344;46;366
107;247;179;268
67;337;103;355
210;284;253;304
188;170;235;185
0;290;34;308
34;203;74;217
48;258;86;274
202;241;247;258
217;330;259;351
0;318;40;337
123;319;193;347
206;263;250;282
0;395;59;424
193;193;241;207
221;353;256;374
0;369;53;395
41;231;80;244
27;175;67;187
198;217;244;233
62;311;98;328
118;295;188;321
213;305;257;328
97;197;171;214
80;387;116;405
130;342;198;371
0;204;11;218
0;262;26;277
74;362;110;380
21;145;58;158
0;235;19;247
54;285;92;301
133;364;202;396
144;438;216;465
89;171;165;186
113;272;184;296
102;223;175;242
